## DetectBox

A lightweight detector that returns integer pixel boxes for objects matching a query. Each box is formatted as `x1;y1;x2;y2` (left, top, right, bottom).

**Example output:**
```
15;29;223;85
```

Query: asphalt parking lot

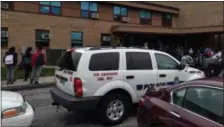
18;87;137;127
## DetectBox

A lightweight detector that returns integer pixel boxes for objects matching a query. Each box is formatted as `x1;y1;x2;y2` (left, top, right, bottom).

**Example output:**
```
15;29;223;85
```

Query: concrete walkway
1;76;54;86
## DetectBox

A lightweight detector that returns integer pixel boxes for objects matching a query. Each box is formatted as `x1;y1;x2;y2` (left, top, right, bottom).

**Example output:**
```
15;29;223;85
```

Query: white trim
170;85;223;126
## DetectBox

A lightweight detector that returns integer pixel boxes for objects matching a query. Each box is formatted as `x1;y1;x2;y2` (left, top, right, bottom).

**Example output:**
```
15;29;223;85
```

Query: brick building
1;1;224;55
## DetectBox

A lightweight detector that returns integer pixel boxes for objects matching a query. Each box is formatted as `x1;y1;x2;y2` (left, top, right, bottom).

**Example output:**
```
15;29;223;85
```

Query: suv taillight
74;78;83;98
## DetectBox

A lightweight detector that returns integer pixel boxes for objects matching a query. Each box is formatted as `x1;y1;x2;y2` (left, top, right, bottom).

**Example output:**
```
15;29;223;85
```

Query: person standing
181;50;195;67
3;47;18;84
30;45;46;84
189;48;194;56
176;45;183;61
23;47;33;81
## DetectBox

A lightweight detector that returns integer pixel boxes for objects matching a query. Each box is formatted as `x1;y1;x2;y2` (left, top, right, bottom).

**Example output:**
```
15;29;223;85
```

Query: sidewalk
1;76;55;91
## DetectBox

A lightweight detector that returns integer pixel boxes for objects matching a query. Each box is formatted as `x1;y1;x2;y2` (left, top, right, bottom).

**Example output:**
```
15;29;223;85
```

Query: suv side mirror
179;63;186;70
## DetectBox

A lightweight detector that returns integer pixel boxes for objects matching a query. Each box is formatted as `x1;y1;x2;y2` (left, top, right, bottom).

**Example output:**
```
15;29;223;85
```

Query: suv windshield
57;51;82;71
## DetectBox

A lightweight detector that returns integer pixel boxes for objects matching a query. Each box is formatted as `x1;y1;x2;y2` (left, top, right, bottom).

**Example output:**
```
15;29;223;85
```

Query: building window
101;33;111;46
1;27;8;48
35;30;50;47
81;2;98;18
39;2;61;15
113;6;128;21
1;2;13;10
140;10;152;25
71;32;83;47
162;14;172;27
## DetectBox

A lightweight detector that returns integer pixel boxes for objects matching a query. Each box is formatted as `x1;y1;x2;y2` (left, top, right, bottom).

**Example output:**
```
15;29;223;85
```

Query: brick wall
1;11;121;49
152;1;224;28
1;1;178;50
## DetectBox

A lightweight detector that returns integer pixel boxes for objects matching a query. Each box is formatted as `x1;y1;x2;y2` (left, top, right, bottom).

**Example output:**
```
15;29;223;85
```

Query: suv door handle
126;75;134;79
169;111;181;118
159;74;166;78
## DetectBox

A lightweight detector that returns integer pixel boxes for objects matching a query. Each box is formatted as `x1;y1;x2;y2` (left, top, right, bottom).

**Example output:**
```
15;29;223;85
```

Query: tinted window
40;6;50;14
89;52;119;71
40;2;61;15
52;7;61;15
57;51;82;71
183;87;223;124
126;52;152;70
81;2;98;18
162;14;172;27
140;10;151;19
173;88;187;107
155;53;178;70
113;6;128;21
1;27;8;48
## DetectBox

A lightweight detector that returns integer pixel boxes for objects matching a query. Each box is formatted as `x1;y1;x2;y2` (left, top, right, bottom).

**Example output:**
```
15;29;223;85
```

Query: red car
137;77;223;127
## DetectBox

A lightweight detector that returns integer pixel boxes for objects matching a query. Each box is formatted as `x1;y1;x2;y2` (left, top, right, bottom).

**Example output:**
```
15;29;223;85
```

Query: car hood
186;67;205;78
1;91;24;112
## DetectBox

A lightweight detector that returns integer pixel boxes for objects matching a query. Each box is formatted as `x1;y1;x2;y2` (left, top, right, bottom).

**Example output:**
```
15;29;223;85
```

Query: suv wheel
99;93;131;125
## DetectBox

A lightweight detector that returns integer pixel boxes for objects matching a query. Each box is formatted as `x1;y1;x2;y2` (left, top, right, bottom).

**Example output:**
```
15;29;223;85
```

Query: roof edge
134;2;180;11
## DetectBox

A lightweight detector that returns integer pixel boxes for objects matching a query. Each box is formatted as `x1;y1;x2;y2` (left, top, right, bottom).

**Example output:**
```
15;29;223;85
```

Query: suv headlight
2;102;27;119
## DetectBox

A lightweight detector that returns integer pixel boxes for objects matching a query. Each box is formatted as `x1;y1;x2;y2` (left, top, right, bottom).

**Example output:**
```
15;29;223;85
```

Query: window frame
39;2;62;16
71;31;83;47
139;10;152;25
113;5;128;21
89;52;120;71
126;52;153;70
170;85;223;126
80;1;98;19
101;33;111;46
162;13;172;27
35;29;50;48
1;1;14;10
1;27;8;48
154;53;179;70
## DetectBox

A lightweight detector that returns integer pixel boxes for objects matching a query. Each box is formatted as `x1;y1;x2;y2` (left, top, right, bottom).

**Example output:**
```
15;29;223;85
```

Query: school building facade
1;1;224;53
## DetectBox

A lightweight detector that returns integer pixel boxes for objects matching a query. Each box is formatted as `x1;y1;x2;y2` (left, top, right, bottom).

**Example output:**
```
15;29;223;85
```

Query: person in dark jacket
3;46;18;84
23;47;33;81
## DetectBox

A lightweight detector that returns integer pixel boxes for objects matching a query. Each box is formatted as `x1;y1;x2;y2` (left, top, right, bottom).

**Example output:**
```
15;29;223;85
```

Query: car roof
69;47;165;54
167;77;224;91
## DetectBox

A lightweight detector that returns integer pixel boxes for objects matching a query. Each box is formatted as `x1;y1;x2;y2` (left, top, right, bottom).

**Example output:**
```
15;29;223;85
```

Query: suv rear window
57;51;82;71
89;52;119;71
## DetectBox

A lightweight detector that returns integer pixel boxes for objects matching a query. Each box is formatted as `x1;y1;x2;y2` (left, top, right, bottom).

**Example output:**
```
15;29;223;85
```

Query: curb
1;82;55;91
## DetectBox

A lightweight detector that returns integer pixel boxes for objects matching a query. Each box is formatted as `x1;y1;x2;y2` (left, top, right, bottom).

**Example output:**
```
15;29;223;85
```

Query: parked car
1;91;34;127
50;47;205;125
137;77;223;127
205;50;222;76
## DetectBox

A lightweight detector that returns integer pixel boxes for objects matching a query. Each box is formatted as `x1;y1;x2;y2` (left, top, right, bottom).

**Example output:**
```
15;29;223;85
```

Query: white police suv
50;47;205;125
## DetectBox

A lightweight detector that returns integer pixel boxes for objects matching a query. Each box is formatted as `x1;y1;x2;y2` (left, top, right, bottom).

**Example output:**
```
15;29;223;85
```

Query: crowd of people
144;42;223;77
3;45;46;85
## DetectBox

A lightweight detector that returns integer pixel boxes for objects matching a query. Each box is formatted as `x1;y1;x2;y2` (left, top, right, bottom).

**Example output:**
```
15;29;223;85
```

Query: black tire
98;93;131;126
